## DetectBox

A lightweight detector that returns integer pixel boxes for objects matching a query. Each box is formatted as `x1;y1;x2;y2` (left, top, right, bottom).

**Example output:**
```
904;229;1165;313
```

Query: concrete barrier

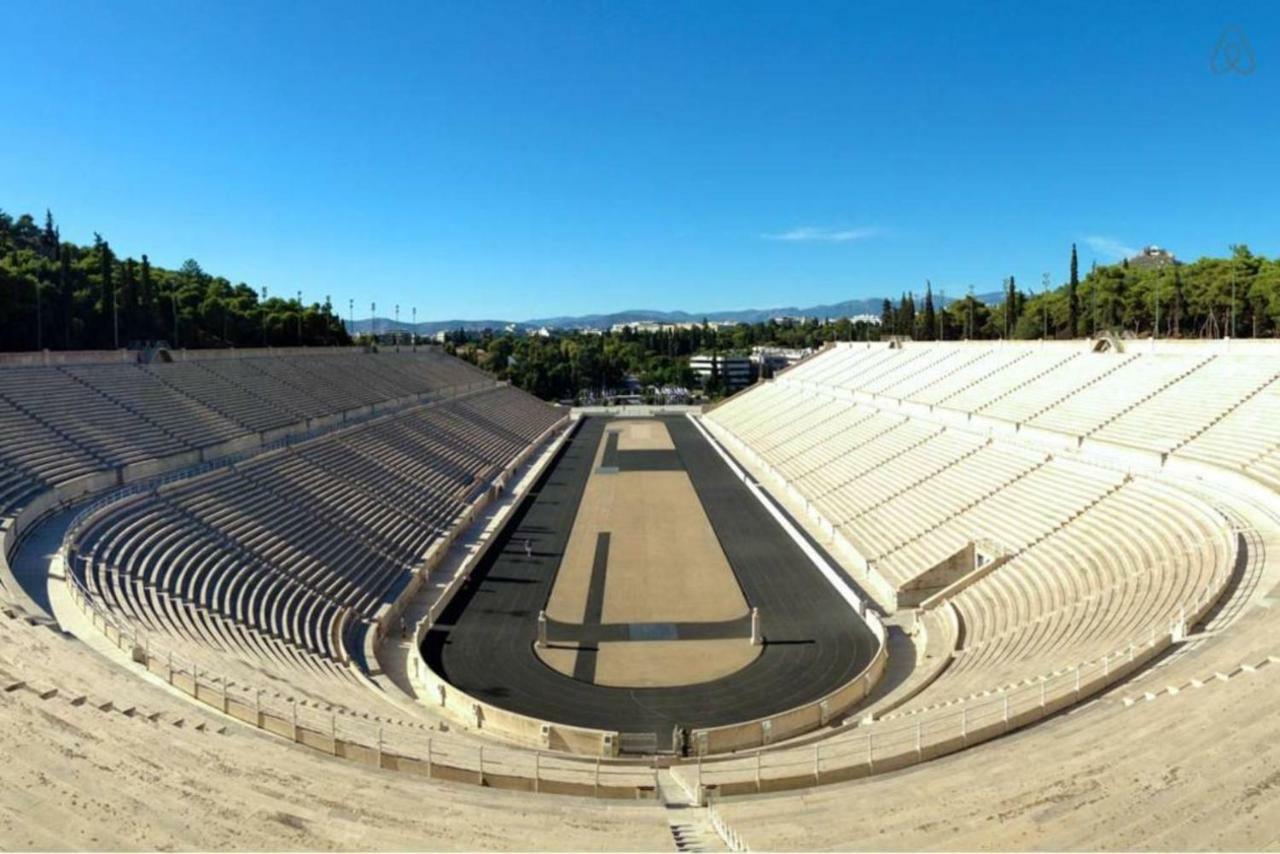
691;640;889;753
969;412;1017;437
1018;423;1081;451
121;451;202;484
1080;436;1165;473
199;433;262;461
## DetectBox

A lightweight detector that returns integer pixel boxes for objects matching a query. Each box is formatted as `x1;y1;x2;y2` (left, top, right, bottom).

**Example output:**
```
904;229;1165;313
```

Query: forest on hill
5;205;1279;359
0;209;349;351
884;244;1280;342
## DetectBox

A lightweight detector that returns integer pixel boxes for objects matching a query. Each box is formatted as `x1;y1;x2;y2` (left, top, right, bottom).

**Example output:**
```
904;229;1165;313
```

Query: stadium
1;337;1278;849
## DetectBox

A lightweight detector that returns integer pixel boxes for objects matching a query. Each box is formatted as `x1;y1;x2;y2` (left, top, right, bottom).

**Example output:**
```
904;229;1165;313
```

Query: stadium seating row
706;341;1239;730
72;385;562;663
0;350;491;524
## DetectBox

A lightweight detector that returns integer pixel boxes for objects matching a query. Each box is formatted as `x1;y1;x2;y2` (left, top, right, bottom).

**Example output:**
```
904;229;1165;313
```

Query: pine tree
881;298;894;334
1068;243;1079;338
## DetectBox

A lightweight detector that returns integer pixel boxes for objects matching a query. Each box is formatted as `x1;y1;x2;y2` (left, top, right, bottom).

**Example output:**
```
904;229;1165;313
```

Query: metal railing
707;800;750;851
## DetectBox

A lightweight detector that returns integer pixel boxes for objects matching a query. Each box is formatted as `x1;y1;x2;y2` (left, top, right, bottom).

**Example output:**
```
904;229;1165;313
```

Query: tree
58;243;74;347
921;281;936;341
140;255;155;339
40;210;59;260
897;292;916;338
1068;243;1080;337
94;233;115;348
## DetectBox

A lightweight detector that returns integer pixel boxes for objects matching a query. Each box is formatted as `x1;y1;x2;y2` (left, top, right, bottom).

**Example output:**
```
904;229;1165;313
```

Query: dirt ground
538;419;756;687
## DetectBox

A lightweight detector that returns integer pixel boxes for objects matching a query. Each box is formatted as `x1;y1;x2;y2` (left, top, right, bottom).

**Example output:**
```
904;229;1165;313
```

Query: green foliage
447;317;883;402
0;208;351;351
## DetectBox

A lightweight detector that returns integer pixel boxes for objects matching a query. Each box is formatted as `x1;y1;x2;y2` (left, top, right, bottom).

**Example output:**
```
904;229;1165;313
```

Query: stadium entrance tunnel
420;415;882;753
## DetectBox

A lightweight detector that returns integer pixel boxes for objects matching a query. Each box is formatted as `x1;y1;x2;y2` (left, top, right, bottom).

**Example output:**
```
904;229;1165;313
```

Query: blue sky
2;1;1276;321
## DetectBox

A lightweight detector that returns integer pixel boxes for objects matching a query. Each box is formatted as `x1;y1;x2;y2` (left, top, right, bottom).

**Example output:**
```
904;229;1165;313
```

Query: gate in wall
618;731;660;755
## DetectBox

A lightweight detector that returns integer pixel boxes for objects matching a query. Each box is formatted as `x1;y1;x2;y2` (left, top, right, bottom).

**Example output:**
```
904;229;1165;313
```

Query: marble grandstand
0;339;1279;850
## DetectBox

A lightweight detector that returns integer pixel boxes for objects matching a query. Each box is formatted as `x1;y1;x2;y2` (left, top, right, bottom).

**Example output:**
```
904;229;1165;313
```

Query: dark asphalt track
422;415;878;750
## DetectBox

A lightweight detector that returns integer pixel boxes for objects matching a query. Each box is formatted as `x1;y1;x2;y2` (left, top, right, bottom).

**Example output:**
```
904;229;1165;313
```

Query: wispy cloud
1082;235;1138;261
763;226;883;243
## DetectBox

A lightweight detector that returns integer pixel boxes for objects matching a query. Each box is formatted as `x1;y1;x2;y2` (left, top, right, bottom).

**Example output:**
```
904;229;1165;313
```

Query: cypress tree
94;234;114;347
1004;276;1015;338
40;210;59;260
140;255;155;339
921;281;936;341
1068;243;1080;338
58;243;73;348
120;258;138;344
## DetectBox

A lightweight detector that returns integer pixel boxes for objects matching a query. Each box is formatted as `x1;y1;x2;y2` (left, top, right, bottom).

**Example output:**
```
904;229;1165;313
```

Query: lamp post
297;289;303;344
412;307;417;351
348;298;354;341
371;302;376;345
261;286;269;346
395;304;400;352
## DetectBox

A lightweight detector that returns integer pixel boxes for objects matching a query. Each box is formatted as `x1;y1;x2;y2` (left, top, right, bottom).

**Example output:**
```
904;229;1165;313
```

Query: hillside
0;209;349;352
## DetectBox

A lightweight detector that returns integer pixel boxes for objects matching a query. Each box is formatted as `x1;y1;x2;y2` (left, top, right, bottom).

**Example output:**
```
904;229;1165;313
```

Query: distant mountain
350;296;945;335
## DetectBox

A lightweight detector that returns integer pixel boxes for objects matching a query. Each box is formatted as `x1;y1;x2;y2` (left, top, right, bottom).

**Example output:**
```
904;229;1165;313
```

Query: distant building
750;346;812;374
608;319;742;335
1129;245;1178;268
690;353;753;390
